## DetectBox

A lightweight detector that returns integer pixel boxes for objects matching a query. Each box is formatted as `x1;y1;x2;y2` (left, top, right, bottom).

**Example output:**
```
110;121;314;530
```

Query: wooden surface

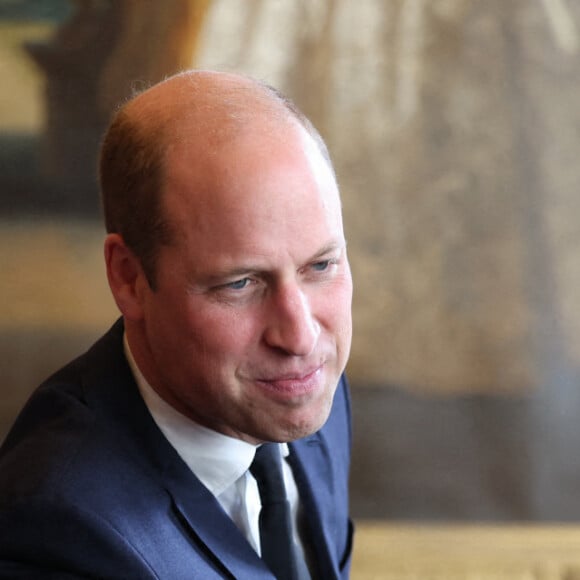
351;522;580;579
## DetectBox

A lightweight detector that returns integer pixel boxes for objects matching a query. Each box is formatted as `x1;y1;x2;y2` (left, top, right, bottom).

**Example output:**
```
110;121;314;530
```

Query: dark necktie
250;443;301;580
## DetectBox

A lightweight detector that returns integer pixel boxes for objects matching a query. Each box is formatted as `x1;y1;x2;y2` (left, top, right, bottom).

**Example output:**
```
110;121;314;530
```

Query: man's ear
104;233;148;321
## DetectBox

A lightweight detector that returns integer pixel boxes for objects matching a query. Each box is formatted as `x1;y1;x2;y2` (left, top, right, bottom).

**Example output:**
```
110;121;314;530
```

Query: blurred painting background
3;0;580;521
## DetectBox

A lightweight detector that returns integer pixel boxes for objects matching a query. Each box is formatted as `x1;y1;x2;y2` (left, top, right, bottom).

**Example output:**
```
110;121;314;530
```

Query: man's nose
263;284;320;356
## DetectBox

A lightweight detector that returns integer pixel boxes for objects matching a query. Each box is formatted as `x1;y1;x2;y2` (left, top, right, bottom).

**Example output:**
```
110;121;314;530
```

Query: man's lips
254;365;324;395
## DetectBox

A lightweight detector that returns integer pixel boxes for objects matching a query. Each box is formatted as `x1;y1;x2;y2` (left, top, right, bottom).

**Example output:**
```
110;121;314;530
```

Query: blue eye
225;278;250;290
312;260;331;271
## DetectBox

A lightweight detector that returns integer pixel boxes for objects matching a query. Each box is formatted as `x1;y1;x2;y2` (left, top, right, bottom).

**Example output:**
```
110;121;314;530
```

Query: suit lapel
163;458;273;580
289;433;340;580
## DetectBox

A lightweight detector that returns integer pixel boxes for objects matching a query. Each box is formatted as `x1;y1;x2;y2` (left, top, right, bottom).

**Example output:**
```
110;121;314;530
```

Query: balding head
99;71;333;286
102;70;351;443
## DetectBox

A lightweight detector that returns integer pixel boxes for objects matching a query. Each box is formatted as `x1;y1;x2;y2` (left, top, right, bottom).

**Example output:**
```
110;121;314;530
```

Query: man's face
132;123;352;444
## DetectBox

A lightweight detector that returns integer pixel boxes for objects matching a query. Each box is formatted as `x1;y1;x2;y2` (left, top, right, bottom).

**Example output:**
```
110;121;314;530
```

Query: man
0;70;353;579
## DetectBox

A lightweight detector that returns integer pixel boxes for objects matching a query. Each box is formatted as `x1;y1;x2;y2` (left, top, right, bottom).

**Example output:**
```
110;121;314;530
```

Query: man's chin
269;405;333;442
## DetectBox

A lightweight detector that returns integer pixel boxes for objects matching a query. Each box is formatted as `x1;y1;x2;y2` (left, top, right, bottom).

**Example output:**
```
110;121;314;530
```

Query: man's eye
312;259;333;272
224;277;251;290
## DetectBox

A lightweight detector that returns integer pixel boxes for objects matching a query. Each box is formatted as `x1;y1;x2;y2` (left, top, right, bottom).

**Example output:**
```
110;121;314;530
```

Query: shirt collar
123;335;257;496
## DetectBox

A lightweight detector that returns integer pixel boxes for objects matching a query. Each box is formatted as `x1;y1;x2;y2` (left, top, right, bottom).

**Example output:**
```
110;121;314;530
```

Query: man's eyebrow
197;241;346;285
308;241;346;261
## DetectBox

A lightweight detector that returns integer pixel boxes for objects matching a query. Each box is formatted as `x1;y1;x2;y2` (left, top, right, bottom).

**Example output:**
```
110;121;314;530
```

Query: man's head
101;70;352;444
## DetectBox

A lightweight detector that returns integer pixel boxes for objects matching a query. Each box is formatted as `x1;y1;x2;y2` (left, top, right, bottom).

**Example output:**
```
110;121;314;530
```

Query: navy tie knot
250;443;288;505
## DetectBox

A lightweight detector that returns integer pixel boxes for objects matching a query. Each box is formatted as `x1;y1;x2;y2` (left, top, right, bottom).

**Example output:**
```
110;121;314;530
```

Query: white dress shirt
123;337;305;559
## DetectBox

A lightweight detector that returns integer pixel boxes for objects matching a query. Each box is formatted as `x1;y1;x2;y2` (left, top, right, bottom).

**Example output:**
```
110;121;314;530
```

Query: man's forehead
160;121;341;243
164;118;333;203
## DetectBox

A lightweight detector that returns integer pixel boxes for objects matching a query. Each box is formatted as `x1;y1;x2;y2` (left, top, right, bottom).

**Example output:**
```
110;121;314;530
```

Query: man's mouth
254;365;325;396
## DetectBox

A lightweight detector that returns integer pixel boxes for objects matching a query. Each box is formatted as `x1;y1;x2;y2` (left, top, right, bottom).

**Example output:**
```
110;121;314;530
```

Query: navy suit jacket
0;320;353;579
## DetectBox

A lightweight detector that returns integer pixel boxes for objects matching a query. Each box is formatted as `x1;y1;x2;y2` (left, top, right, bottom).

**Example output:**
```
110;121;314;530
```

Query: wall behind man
2;0;580;520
